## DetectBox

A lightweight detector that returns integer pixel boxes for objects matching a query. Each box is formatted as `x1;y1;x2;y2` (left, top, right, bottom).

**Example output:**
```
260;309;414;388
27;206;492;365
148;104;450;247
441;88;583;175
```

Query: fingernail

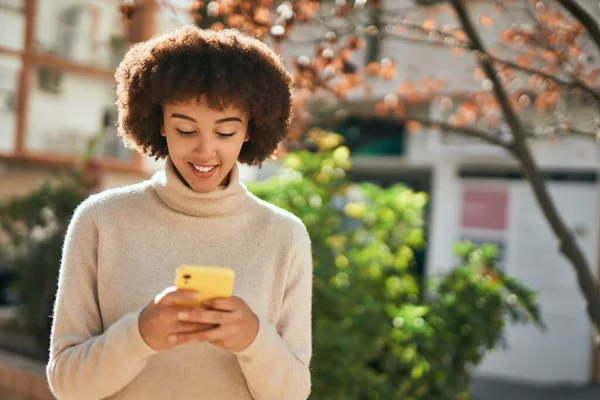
178;311;189;321
168;335;178;344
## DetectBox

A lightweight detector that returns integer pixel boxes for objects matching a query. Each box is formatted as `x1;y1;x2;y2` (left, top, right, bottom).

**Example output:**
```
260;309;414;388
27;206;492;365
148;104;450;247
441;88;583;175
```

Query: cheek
164;134;188;158
163;134;177;151
221;137;247;156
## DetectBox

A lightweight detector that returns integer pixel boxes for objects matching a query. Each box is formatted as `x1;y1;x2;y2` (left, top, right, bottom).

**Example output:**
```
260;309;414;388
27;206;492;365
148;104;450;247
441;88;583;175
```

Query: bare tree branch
384;3;598;108
381;12;599;107
556;0;600;52
307;92;513;148
407;117;512;148
448;0;521;149
511;130;600;330
495;0;595;104
521;1;586;81
379;19;471;47
489;55;600;107
380;29;462;48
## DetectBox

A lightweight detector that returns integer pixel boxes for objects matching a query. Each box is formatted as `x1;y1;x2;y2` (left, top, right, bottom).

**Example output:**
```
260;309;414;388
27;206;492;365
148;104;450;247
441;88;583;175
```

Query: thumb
157;287;201;306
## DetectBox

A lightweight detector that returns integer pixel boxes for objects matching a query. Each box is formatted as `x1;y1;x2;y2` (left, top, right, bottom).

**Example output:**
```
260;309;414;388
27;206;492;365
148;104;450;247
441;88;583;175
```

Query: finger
169;325;228;345
161;307;214;331
171;321;215;334
178;309;238;325
204;296;241;311
158;288;201;306
154;286;177;305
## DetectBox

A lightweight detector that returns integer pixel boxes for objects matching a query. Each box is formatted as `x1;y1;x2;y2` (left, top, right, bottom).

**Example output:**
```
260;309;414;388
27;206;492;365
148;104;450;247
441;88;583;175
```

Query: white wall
0;2;24;51
425;154;599;384
25;72;115;155
35;0;60;52
0;54;19;153
476;179;597;384
0;2;25;153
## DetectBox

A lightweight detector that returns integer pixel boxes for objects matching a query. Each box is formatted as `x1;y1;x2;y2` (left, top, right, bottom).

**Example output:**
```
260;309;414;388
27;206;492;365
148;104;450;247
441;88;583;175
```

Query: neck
151;158;248;217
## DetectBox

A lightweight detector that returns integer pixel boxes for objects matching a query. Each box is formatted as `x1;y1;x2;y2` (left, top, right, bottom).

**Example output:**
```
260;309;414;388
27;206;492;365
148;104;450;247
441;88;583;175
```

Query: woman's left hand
172;296;259;352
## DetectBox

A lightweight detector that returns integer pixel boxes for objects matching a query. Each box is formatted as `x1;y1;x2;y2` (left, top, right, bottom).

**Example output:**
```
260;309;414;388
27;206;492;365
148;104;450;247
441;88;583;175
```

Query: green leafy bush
0;172;90;354
249;143;542;400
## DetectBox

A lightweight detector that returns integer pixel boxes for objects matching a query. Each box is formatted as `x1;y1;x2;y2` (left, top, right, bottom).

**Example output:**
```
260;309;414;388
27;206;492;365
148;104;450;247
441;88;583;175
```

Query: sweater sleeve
47;200;157;400
233;222;313;400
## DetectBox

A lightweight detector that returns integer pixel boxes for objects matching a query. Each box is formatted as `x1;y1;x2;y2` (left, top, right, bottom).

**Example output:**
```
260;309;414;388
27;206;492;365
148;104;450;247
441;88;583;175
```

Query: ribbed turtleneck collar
151;158;249;217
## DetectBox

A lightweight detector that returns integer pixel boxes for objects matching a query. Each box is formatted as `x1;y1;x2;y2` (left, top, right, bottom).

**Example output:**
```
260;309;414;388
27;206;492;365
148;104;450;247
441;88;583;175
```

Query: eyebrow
171;113;243;124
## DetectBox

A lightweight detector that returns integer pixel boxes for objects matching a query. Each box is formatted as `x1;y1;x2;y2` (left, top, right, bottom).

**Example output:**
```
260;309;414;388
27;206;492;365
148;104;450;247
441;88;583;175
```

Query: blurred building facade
0;0;599;386
0;0;148;197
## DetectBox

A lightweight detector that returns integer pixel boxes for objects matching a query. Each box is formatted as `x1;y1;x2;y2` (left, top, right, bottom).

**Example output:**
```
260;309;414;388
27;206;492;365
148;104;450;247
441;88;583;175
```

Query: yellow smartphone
174;265;235;306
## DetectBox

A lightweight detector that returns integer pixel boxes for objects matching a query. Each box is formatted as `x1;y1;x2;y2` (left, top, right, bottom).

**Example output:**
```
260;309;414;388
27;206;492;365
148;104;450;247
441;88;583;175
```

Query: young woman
47;25;312;400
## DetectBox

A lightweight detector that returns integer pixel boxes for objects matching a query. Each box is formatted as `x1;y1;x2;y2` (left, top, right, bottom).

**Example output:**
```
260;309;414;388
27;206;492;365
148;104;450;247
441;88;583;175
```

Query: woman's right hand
138;287;212;351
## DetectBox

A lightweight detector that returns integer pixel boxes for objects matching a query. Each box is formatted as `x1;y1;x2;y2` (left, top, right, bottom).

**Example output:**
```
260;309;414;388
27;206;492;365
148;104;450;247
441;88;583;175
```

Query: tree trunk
511;140;600;329
365;4;382;64
449;0;600;330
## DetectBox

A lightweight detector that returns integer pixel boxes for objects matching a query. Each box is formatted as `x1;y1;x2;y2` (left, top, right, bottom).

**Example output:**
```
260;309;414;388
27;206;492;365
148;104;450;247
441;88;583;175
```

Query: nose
191;134;217;159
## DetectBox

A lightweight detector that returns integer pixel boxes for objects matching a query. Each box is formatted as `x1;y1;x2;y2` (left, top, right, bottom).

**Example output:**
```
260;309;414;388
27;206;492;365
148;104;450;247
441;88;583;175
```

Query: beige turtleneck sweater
46;159;313;400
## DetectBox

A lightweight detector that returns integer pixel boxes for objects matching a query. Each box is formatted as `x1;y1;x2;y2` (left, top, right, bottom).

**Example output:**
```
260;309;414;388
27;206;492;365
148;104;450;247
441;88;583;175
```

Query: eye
176;128;195;135
217;132;236;138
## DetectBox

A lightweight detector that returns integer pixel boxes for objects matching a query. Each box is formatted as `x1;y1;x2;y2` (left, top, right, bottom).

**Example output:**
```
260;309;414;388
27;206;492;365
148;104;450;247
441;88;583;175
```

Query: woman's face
161;98;249;193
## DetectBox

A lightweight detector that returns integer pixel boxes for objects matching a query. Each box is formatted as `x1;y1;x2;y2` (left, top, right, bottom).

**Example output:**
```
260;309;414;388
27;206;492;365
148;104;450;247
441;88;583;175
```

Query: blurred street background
1;0;600;399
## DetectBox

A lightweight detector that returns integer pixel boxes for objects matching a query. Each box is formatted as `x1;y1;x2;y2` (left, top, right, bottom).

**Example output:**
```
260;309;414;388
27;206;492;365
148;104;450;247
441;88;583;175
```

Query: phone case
174;265;236;305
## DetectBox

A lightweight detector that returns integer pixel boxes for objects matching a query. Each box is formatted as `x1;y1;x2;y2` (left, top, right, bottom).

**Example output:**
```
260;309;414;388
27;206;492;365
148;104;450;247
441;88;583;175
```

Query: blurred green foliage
249;136;543;400
0;133;103;355
0;171;90;355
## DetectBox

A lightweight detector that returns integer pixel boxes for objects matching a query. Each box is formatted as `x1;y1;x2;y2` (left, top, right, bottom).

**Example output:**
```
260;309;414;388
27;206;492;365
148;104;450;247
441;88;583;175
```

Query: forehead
163;96;248;119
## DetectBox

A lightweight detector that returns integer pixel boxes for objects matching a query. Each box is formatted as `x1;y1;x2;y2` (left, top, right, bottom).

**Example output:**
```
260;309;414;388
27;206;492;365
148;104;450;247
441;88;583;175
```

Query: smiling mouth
191;163;217;173
188;162;219;179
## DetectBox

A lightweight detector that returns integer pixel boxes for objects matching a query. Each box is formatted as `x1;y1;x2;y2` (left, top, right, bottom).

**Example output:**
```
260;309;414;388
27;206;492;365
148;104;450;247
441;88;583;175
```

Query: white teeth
193;164;216;172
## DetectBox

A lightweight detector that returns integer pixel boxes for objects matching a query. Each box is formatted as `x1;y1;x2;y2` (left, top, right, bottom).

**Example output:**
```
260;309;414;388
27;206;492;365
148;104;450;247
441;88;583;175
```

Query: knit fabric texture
47;159;313;400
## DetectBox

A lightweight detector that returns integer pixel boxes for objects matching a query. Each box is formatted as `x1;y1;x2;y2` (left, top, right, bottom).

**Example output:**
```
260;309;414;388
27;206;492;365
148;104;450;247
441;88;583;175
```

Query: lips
188;162;219;179
191;164;216;172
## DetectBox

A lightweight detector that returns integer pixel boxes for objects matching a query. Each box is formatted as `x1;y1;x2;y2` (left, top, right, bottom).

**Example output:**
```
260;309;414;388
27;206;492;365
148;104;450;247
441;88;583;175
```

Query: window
335;115;406;156
26;71;132;161
36;1;126;69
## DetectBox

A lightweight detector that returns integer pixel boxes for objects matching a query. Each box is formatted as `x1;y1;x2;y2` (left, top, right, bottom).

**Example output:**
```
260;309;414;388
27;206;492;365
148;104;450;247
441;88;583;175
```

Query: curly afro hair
115;25;293;165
